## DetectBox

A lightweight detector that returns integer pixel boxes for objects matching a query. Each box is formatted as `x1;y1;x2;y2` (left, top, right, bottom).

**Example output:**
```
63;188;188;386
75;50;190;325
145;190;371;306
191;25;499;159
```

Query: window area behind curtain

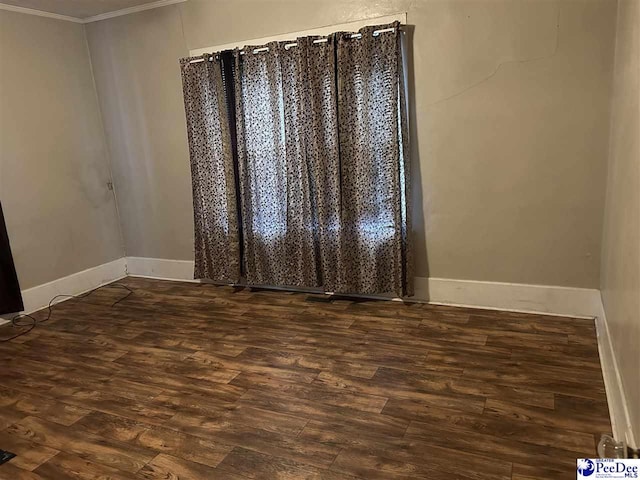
180;21;413;297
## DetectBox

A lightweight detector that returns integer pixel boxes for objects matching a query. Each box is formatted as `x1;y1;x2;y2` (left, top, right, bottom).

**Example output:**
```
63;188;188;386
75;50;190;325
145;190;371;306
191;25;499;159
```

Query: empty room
0;0;638;478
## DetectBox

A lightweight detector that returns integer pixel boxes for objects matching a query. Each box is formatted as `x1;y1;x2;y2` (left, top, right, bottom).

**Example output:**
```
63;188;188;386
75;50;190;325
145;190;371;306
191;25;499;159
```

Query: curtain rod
188;26;399;64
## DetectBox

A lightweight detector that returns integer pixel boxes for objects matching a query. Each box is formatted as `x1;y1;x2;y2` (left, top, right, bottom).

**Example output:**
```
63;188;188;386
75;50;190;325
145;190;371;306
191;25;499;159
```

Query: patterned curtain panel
291;37;343;292
180;21;412;296
233;36;344;288
336;22;413;296
233;42;318;287
180;56;241;283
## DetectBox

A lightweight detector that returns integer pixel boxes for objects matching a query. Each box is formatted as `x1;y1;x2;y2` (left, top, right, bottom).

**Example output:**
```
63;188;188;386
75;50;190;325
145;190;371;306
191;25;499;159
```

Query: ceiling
0;0;166;19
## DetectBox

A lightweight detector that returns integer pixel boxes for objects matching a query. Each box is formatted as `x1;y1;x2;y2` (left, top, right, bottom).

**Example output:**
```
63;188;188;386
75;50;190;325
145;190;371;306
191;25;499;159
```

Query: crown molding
82;0;187;23
0;0;186;24
0;2;83;23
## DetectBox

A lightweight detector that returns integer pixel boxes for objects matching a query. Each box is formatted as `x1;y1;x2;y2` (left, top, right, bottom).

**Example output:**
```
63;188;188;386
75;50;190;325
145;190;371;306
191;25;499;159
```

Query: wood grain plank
0;432;58;471
484;398;612;435
217;447;363;479
137;453;236;480
73;410;233;468
162;419;340;469
33;452;139;480
6;416;156;473
331;441;512;480
0;387;90;426
0;462;47;480
404;418;590;467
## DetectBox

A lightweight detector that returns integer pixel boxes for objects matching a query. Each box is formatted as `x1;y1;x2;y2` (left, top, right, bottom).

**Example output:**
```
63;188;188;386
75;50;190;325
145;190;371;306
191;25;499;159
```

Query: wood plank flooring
0;277;611;479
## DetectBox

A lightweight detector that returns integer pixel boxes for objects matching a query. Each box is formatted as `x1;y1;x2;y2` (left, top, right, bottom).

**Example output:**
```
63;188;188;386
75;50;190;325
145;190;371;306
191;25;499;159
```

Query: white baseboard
125;256;197;282
124;257;601;318
417;276;601;318
19;258;127;314
595;295;637;449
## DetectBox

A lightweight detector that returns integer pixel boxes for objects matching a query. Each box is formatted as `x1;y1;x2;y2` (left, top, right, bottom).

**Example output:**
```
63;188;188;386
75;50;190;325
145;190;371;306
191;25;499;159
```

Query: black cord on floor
0;283;133;343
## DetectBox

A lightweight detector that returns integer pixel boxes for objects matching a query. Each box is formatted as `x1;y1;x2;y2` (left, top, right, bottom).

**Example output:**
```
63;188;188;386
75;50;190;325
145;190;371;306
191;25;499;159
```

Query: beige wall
86;0;617;288
86;7;193;261
0;10;123;289
601;0;640;445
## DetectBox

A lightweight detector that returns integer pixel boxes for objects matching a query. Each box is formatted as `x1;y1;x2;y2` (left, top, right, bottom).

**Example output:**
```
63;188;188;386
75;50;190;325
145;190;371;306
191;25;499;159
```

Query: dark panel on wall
0;202;23;314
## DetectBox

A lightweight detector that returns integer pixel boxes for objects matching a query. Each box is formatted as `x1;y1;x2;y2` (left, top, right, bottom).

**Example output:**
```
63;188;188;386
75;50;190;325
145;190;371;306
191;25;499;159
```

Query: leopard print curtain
180;55;241;283
180;21;412;296
291;36;343;292
336;22;413;296
232;36;342;288
232;41;317;287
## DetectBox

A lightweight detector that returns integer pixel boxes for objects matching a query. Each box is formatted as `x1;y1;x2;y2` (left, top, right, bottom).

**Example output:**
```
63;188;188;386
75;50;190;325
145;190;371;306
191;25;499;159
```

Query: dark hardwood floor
0;277;610;479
